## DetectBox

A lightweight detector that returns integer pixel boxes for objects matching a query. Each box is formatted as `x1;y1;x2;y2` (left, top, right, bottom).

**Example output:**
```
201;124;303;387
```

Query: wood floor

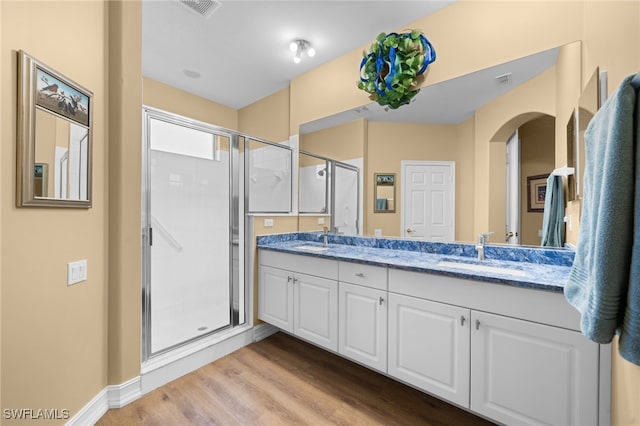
97;332;495;426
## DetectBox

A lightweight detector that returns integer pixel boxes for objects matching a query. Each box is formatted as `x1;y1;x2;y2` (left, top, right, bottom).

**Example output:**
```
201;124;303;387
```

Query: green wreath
358;30;436;109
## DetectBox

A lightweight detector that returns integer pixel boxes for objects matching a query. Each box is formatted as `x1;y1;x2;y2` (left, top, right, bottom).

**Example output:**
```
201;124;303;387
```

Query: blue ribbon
359;31;436;98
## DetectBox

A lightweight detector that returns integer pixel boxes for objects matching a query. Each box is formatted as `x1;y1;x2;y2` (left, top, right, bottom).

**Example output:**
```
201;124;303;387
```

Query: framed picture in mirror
17;50;93;208
374;173;395;213
527;174;548;212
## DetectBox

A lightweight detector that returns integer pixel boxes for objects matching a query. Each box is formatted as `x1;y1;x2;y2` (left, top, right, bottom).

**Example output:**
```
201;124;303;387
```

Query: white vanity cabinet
388;269;601;426
259;250;338;351
388;292;471;407
470;311;599;426
338;262;388;372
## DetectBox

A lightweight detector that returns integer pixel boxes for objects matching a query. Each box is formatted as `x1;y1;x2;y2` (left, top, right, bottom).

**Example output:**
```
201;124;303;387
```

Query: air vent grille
179;0;221;18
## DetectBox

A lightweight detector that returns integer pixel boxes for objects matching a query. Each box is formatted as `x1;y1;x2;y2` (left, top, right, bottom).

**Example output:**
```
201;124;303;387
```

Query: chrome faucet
323;226;329;246
476;232;494;261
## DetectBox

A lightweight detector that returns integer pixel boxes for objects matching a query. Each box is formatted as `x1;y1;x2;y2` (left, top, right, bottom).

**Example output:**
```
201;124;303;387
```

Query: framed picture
375;174;394;186
35;65;90;127
527;174;549;212
374;173;395;213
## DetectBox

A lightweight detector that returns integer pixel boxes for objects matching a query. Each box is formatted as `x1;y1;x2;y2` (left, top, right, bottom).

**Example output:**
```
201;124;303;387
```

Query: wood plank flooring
97;332;495;426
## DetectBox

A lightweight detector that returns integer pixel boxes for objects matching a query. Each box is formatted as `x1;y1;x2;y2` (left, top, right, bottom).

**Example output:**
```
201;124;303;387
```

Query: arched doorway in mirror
490;113;556;247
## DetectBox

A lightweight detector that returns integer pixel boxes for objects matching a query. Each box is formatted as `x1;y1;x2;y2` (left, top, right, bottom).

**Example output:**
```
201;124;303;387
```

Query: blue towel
541;174;564;247
376;198;387;210
565;73;640;365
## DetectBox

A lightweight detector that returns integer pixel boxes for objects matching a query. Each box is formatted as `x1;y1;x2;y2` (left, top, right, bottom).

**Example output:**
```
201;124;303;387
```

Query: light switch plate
264;218;274;227
67;259;87;286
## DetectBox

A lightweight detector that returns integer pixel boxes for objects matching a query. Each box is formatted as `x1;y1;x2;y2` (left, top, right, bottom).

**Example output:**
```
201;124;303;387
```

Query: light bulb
307;47;315;57
289;41;298;52
293;55;301;64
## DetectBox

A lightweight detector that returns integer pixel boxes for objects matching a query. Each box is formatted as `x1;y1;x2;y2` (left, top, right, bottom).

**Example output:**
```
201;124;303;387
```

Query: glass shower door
146;116;232;355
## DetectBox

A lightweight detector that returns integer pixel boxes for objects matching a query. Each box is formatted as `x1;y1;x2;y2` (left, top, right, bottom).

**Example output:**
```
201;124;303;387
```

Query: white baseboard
107;376;142;409
253;322;279;341
66;388;108;426
66;377;142;426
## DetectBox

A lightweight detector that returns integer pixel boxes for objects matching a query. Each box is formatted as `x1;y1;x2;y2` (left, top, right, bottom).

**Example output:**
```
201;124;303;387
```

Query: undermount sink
437;260;527;277
295;245;329;252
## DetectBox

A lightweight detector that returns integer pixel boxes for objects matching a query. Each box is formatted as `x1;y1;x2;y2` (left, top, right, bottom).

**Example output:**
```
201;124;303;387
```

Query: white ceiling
142;0;454;109
143;1;559;129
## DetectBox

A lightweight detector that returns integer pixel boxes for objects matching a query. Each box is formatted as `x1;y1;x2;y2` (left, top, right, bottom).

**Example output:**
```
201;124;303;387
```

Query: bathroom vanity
256;233;608;426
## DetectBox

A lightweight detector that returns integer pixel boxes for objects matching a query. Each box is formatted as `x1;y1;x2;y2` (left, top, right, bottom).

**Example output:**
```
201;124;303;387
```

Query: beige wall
300;119;366;161
239;88;290;142
366;121;475;241
143;77;237;130
1;1;109;423
108;0;143;387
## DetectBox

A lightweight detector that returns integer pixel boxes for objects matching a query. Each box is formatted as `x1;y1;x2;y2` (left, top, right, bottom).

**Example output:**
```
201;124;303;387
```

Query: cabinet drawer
339;262;387;290
259;249;338;280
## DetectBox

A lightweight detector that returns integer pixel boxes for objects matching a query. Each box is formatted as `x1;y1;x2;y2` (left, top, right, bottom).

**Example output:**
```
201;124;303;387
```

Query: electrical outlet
317;218;325;225
264;218;274;227
67;259;87;286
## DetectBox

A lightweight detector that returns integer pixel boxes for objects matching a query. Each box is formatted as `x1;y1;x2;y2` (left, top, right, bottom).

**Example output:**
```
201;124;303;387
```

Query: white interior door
505;131;520;244
401;161;455;241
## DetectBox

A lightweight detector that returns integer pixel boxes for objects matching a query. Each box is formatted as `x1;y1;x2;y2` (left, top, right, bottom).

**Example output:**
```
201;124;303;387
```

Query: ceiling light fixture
290;39;315;64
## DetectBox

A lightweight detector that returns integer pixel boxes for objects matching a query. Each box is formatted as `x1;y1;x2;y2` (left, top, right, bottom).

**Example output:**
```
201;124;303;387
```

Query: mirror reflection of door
505;131;520;244
401;161;455;241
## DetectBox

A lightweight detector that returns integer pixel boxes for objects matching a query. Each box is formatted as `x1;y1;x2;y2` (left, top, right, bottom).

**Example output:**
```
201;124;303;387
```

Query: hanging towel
564;73;640;365
541;174;565;248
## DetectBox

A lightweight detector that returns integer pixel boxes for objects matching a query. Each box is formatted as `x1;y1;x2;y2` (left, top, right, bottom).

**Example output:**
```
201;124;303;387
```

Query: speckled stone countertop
257;232;575;293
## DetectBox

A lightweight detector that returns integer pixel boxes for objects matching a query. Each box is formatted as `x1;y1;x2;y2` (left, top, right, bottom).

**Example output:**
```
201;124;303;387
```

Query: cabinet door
471;311;599;426
339;282;387;372
258;266;293;332
294;273;338;351
388;293;470;407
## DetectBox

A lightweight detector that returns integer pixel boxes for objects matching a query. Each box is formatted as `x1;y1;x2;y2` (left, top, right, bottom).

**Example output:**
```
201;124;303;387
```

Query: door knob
406;228;415;233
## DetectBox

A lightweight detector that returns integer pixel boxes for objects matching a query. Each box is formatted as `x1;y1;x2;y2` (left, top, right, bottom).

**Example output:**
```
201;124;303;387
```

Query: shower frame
141;107;292;362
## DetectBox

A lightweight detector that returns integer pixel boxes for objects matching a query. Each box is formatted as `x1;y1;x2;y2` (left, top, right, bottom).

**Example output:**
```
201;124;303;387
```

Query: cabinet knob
287;276;292;283
475;319;481;330
379;297;384;305
460;316;466;326
355;272;365;277
293;277;299;284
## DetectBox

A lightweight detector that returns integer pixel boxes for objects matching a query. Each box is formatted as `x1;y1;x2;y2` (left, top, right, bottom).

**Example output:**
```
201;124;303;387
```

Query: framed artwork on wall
527;174;548;212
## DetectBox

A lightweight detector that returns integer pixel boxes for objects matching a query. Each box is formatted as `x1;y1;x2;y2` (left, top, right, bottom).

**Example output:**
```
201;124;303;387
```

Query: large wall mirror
17;50;93;208
300;42;580;246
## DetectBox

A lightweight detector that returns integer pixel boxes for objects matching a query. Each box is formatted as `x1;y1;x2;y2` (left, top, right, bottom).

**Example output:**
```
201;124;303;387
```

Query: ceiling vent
495;72;513;85
179;0;221;18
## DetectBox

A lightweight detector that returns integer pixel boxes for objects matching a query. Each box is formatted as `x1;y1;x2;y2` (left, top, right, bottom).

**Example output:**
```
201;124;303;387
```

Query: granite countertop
257;233;575;293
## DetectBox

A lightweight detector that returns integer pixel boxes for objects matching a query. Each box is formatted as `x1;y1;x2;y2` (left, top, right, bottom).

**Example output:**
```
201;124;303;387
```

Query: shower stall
142;107;294;361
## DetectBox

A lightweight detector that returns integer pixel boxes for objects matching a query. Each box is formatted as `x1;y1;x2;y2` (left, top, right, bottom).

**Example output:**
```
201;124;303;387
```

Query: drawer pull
460;316;466;326
379;297;384;305
293;277;299;284
355;272;365;277
475;319;481;330
287;276;292;283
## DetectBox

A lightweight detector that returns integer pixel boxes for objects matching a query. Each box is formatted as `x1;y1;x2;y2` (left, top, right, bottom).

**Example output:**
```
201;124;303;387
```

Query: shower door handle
149;227;153;246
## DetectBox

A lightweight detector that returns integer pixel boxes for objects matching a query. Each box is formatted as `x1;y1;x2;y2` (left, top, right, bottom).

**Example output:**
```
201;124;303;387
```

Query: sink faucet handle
478;231;494;244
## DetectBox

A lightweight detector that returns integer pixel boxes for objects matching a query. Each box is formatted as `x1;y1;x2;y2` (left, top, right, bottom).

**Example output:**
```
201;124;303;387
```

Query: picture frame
374;173;396;213
35;65;90;127
527;174;548;212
